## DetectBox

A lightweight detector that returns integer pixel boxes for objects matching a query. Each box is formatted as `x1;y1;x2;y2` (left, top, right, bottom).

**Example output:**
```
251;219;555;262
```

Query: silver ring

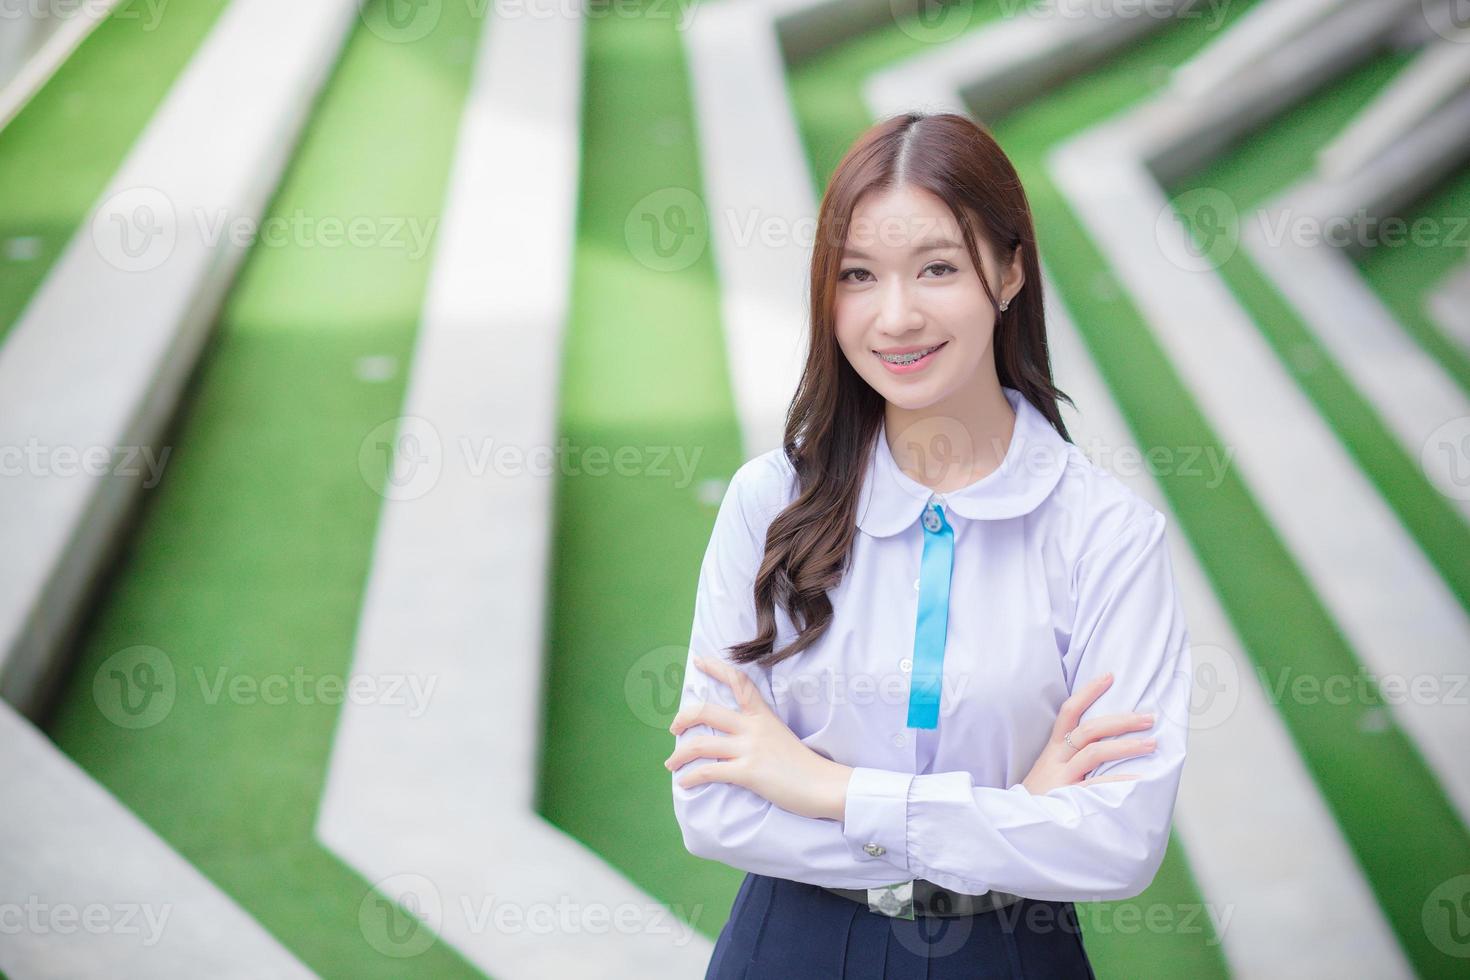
1063;730;1077;751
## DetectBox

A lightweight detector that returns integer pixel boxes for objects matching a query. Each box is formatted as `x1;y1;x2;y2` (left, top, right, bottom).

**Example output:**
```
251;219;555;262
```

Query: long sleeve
670;455;912;887
839;510;1192;901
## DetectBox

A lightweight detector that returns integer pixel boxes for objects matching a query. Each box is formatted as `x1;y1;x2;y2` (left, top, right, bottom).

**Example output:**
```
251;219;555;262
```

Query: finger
692;655;766;714
1064;737;1156;781
1076;711;1156;744
670;700;742;737
1059;726;1090;756
665;735;739;771
675;759;743;790
1052;672;1114;738
1079;773;1141;787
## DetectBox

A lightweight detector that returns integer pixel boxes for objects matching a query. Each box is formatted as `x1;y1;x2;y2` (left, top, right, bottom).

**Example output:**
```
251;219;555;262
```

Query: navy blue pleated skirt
704;873;1097;979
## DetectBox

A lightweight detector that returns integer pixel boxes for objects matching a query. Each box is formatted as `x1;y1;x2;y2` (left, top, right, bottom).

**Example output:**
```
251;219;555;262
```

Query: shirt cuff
841;766;914;872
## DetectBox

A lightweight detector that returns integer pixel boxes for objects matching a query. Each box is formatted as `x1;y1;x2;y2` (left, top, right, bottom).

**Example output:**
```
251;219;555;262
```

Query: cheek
832;301;864;352
937;290;997;349
934;279;990;321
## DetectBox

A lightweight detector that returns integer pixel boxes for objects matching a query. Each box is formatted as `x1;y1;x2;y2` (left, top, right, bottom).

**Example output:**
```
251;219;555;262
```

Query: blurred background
2;0;1468;977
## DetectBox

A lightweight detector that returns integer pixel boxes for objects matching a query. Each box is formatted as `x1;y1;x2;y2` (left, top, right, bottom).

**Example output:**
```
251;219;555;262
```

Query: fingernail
1141;713;1155;724
1143;738;1157;748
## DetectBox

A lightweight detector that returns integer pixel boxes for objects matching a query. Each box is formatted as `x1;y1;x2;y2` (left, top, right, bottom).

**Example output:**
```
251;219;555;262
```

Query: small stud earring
998;298;1010;312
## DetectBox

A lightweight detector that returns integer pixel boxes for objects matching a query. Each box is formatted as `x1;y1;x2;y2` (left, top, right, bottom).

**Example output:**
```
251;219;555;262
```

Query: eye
922;262;957;277
838;267;873;283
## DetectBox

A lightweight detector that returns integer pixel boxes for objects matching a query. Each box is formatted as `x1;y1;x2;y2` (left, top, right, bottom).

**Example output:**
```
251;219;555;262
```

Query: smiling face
833;183;1022;414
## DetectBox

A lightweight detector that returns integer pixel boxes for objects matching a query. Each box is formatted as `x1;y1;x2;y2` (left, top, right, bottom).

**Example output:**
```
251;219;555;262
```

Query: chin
876;378;950;411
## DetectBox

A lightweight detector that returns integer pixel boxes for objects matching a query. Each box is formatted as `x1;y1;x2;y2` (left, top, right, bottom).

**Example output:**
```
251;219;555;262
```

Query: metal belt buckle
866;881;915;920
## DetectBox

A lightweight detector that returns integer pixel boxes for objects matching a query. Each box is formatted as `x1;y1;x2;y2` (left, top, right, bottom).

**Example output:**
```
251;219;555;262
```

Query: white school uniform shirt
669;385;1192;902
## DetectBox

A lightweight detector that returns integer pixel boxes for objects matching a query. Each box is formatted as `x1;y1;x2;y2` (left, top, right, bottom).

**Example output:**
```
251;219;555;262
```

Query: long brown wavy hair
725;111;1074;668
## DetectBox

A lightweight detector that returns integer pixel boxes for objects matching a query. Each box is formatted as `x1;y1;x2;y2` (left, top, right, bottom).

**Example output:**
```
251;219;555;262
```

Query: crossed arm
668;464;1191;900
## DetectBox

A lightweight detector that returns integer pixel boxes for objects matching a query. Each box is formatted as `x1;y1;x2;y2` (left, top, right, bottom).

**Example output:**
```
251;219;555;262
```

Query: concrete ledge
310;3;717;977
0;0;360;719
865;0;1183;123
0;0;121;132
1047;5;1470;829
857;6;1413;969
1426;258;1470;355
1243;88;1470;523
0;702;315;980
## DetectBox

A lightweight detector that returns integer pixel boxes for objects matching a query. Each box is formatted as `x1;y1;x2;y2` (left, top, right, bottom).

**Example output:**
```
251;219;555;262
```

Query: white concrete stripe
766;0;926;64
860;14;1410;967
0;703;316;980
864;0;1181;123
0;0;122;132
311;4;712;977
1043;262;1412;978
867;2;1424;957
1426;258;1470;356
1048;104;1470;829
1244;90;1470;524
684;0;817;459
1317;32;1470;178
0;0;360;717
1153;1;1427;186
1169;0;1410;99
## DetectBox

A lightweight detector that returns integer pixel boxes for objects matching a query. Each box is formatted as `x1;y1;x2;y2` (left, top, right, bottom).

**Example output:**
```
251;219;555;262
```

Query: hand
665;655;853;821
1021;671;1157;795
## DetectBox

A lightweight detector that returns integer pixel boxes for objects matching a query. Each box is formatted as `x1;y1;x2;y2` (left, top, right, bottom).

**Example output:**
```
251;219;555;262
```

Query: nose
874;277;923;336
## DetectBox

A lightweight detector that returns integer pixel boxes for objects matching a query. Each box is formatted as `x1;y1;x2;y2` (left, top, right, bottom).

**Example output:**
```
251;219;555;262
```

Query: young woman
665;112;1191;978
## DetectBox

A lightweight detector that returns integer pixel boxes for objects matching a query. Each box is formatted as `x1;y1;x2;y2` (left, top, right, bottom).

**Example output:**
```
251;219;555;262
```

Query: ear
1002;241;1026;301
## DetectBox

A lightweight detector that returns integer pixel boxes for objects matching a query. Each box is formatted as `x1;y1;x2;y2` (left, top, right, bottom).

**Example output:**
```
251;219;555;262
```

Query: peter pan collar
855;386;1070;537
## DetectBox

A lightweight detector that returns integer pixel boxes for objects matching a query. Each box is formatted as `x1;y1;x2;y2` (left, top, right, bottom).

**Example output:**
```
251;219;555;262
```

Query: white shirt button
864;842;886;857
892;732;907;746
913;578;920;591
899;658;912;673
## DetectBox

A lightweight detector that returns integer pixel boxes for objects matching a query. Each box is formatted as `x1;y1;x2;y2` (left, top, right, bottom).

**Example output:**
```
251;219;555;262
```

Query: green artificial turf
532;0;740;948
42;2;489;976
1173;49;1470;978
0;0;233;344
19;0;1470;977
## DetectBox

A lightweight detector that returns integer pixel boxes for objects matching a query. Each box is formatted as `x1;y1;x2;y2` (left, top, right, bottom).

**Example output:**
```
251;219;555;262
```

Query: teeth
878;344;940;365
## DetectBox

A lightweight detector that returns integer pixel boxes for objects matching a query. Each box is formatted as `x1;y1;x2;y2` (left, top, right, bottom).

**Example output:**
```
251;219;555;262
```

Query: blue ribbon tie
907;496;954;729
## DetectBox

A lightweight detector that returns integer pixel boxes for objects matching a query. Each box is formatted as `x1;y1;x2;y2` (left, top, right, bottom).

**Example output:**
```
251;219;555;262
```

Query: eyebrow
841;238;963;260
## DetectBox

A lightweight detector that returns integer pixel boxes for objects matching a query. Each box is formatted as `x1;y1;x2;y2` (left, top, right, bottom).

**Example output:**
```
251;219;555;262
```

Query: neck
883;382;1016;493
